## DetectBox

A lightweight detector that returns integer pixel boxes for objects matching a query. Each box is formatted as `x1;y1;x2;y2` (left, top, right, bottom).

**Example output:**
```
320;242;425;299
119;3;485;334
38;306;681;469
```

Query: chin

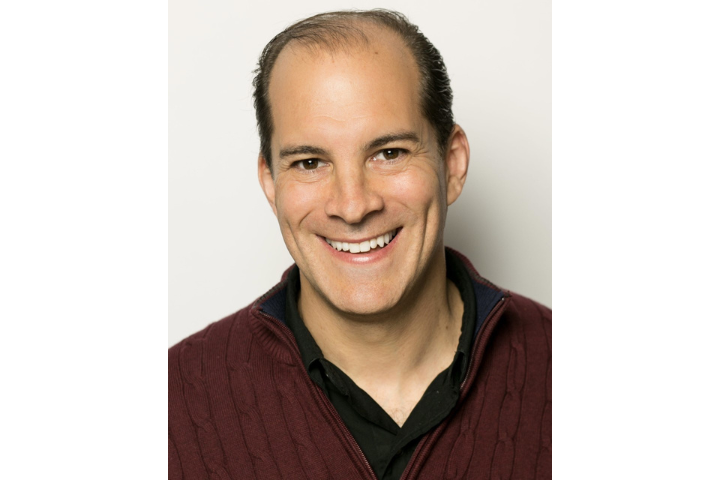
323;286;402;318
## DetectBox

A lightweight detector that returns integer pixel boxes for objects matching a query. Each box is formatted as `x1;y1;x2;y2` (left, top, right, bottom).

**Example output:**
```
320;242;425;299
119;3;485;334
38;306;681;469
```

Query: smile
324;229;398;254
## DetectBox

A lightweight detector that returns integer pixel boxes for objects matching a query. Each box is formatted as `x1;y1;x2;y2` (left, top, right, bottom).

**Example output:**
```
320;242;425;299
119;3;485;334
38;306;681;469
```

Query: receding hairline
278;15;407;52
271;19;416;77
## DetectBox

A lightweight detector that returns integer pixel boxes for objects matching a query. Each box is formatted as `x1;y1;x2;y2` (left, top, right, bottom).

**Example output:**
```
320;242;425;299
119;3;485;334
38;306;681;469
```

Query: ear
257;155;278;217
444;125;470;206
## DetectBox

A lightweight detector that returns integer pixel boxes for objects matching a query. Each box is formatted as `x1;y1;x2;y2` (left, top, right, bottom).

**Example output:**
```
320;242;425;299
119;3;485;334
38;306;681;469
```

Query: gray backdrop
169;0;551;346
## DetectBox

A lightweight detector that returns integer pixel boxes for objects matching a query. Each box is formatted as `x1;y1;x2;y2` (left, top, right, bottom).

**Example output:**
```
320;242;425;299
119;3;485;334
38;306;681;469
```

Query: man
169;10;550;480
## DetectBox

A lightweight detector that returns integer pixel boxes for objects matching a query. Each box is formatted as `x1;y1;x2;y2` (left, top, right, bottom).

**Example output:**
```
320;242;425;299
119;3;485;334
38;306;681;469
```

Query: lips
324;228;398;254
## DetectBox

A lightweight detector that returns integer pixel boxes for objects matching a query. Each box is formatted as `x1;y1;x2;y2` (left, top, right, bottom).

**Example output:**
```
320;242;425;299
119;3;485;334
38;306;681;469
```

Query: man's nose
324;165;384;224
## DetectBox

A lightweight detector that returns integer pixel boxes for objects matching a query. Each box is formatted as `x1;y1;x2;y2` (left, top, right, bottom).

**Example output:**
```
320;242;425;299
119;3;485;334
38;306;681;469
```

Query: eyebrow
278;145;329;159
278;131;421;160
363;131;420;151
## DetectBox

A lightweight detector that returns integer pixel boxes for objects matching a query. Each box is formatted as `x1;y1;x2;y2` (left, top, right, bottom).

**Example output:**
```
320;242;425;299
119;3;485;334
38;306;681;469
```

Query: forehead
267;29;426;156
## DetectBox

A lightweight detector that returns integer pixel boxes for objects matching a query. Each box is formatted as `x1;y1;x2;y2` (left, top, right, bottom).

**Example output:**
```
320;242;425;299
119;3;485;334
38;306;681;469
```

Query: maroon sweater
169;252;551;479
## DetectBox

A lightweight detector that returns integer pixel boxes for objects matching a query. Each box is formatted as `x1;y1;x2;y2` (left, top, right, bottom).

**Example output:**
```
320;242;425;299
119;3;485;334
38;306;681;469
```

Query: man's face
259;32;466;316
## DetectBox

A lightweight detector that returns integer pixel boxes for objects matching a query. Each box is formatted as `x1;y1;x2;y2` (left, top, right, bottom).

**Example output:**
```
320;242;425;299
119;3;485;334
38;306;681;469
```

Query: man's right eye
293;159;325;171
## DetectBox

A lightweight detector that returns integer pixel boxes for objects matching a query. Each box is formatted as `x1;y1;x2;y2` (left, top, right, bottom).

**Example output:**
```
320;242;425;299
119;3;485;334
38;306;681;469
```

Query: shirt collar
284;266;324;371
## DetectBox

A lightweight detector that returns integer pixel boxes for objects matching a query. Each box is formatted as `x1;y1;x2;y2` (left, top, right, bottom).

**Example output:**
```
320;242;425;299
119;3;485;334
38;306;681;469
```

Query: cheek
386;168;444;215
274;180;324;230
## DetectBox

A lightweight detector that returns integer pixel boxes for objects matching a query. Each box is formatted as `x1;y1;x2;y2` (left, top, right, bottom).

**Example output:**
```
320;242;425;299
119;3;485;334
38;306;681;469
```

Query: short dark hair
252;9;455;171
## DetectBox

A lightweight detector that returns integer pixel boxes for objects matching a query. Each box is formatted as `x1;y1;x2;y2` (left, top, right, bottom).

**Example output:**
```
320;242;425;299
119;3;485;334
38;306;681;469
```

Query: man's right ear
257;155;278;217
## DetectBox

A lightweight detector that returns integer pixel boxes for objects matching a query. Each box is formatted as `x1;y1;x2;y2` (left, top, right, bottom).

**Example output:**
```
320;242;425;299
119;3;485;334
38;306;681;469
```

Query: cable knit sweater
168;250;552;479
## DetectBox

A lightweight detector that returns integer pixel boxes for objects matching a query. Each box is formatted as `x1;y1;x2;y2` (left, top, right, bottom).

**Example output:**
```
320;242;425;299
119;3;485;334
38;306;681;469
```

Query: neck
298;248;464;392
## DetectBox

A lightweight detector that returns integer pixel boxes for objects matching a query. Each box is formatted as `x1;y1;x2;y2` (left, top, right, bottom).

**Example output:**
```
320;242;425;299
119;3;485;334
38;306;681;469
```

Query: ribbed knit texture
169;254;551;480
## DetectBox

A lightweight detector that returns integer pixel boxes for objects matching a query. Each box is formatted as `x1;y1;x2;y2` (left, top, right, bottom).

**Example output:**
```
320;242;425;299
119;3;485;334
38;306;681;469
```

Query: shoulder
449;246;551;348
168;273;294;385
495;290;551;356
169;265;296;363
168;305;252;380
504;291;551;324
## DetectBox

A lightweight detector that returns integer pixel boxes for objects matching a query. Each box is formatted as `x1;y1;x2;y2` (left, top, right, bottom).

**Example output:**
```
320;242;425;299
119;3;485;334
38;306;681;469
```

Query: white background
169;0;552;346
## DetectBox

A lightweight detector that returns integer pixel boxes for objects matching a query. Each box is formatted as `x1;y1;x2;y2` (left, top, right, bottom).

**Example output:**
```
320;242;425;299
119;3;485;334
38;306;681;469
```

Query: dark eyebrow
364;132;420;151
278;145;329;159
278;132;421;160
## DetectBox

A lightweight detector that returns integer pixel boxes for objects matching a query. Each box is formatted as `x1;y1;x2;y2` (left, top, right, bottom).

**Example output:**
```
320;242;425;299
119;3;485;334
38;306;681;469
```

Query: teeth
324;229;397;254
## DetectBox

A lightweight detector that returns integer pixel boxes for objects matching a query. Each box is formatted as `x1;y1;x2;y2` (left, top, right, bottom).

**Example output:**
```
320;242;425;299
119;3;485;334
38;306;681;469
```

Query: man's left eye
375;149;405;161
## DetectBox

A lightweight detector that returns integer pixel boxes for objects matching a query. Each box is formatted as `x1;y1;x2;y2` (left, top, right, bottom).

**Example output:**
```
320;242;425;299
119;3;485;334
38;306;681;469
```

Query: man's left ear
444;125;470;206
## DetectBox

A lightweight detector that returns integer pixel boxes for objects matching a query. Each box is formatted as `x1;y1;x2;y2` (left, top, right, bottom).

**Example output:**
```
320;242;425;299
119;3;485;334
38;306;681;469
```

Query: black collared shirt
285;250;477;480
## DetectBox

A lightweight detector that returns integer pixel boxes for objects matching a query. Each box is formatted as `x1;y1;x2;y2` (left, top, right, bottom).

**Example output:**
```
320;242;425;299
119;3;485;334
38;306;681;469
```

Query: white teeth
324;229;397;254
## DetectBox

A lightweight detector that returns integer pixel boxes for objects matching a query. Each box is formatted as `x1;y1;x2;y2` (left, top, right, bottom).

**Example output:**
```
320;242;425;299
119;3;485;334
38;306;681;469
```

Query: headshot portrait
170;2;550;479
6;0;717;476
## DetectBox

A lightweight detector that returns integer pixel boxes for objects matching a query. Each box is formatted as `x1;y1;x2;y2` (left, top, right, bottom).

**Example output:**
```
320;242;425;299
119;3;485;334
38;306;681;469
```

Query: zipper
256;310;379;480
460;297;506;393
314;378;379;480
398;296;508;480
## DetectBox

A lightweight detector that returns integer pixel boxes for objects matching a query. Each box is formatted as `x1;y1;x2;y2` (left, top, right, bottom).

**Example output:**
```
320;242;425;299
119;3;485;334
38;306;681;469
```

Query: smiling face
259;29;468;317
